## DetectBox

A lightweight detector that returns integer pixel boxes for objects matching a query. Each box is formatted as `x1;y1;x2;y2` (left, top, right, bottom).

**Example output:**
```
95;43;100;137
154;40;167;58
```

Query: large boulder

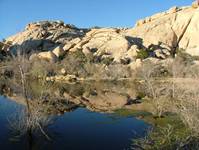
6;21;86;54
192;1;199;9
73;28;131;62
125;45;140;59
30;51;58;63
178;8;199;56
129;59;142;70
126;5;199;56
52;45;65;57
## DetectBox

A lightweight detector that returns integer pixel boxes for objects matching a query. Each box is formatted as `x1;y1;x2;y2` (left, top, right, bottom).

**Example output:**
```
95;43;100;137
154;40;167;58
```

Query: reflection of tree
4;55;52;150
8;107;52;150
0;52;140;149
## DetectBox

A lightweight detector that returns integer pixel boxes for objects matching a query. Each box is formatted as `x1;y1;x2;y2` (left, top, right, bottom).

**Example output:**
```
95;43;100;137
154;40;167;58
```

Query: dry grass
137;55;199;137
137;62;171;117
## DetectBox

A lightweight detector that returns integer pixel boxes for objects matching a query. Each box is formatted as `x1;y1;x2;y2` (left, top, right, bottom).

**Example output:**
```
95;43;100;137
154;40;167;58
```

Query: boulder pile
3;2;199;67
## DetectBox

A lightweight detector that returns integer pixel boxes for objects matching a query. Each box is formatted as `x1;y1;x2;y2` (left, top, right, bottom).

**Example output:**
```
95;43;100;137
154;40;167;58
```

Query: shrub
136;49;149;59
175;48;194;65
101;57;114;65
69;50;87;63
61;51;88;77
30;60;57;78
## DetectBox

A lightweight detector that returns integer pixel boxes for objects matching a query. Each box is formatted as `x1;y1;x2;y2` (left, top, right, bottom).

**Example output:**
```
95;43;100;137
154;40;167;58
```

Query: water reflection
0;96;149;150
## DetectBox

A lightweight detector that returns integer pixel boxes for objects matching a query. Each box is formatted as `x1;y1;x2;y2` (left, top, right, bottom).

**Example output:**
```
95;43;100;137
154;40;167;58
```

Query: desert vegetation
1;1;199;149
1;48;199;149
129;50;199;149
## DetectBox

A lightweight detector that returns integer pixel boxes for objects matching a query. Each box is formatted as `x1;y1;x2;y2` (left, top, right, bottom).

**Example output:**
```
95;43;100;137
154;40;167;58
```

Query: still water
0;96;149;150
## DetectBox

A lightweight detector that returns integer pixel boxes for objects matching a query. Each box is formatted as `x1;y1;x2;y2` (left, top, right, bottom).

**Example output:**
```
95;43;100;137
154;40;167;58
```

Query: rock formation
3;2;199;65
126;2;199;56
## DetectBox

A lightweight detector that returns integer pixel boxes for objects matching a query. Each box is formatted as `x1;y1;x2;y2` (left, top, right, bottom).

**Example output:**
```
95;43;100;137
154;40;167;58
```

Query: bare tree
4;53;52;149
137;62;171;117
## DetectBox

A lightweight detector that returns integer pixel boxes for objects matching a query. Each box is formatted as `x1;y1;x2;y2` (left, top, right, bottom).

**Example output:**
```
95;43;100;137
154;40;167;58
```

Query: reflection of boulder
34;98;78;114
50;81;139;112
3;78;139;113
8;95;79;114
46;74;77;82
84;92;129;111
63;91;136;112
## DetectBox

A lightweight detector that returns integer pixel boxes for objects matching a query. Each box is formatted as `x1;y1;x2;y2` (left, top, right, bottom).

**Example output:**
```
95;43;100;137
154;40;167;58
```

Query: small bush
61;51;88;77
136;49;149;59
175;48;194;64
30;60;58;78
101;57;114;65
70;50;87;63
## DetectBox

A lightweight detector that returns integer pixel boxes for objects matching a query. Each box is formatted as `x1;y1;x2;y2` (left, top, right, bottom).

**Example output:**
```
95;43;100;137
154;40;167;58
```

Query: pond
0;96;150;150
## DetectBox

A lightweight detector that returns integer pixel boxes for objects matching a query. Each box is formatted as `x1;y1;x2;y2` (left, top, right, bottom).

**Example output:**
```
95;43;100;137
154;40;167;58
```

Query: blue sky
0;0;193;39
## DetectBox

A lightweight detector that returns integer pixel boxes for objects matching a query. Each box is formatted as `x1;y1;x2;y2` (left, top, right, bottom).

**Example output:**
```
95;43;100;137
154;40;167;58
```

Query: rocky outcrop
70;28;131;62
4;2;199;66
5;22;138;64
7;21;87;55
30;51;58;63
7;21;86;44
178;8;199;56
192;1;199;8
126;2;199;56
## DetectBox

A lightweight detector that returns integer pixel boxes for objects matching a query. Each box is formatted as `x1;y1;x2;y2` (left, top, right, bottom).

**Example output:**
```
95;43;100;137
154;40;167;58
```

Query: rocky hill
126;3;199;57
2;2;199;67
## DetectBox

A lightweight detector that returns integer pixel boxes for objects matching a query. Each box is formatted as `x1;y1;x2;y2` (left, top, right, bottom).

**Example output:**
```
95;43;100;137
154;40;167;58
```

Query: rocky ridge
2;2;199;67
